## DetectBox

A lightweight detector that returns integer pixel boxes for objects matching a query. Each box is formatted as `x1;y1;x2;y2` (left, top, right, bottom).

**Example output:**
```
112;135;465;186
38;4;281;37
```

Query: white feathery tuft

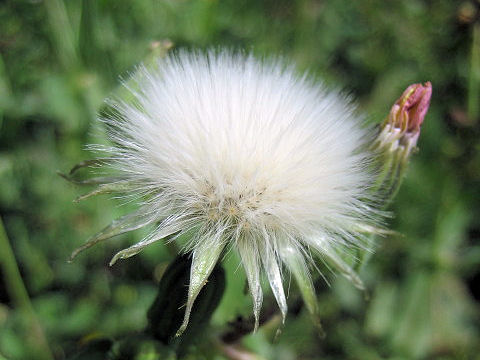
82;50;381;333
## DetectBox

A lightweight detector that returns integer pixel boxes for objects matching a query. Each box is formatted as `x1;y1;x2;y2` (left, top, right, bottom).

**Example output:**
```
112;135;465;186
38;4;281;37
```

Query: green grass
1;1;479;359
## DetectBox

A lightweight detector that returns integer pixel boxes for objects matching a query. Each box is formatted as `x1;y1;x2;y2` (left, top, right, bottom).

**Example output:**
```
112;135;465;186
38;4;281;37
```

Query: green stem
0;217;53;360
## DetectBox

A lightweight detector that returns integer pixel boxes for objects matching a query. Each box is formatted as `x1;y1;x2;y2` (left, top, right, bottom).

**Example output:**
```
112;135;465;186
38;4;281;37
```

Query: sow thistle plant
62;50;431;340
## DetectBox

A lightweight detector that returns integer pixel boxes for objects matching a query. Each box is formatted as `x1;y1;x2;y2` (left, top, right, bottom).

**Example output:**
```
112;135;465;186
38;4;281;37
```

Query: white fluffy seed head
107;51;374;246
93;49;380;330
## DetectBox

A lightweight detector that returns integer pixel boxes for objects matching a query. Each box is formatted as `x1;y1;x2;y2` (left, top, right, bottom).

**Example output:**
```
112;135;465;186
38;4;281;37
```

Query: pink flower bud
377;82;432;157
388;81;432;133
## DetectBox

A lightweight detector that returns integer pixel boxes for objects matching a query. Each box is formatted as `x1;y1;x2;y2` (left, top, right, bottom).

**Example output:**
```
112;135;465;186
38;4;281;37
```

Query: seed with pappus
66;50;409;335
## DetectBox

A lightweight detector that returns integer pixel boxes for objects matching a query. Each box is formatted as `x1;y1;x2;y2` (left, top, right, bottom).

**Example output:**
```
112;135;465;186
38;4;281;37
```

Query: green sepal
322;244;365;291
237;239;262;332
74;181;132;203
67;158;112;175
176;239;226;337
261;241;287;324
57;171;124;186
282;246;320;329
58;159;132;202
69;209;155;261
108;225;180;266
146;254;225;357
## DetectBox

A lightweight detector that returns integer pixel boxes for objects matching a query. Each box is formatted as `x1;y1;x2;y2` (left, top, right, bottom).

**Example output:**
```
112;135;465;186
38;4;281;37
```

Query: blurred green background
1;0;479;359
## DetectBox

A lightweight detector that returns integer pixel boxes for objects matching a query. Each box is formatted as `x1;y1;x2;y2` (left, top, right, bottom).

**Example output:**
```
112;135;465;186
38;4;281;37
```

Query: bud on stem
372;82;432;203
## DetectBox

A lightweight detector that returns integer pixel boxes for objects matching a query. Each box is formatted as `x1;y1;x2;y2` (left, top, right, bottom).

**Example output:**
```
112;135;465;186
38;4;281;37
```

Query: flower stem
0;217;54;360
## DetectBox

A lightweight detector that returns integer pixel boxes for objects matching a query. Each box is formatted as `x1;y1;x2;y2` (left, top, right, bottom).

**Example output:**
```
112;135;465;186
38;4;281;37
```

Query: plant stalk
0;217;53;360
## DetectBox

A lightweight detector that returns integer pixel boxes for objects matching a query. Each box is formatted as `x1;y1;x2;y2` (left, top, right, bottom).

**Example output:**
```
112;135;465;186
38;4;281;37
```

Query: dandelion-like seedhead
71;50;389;334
